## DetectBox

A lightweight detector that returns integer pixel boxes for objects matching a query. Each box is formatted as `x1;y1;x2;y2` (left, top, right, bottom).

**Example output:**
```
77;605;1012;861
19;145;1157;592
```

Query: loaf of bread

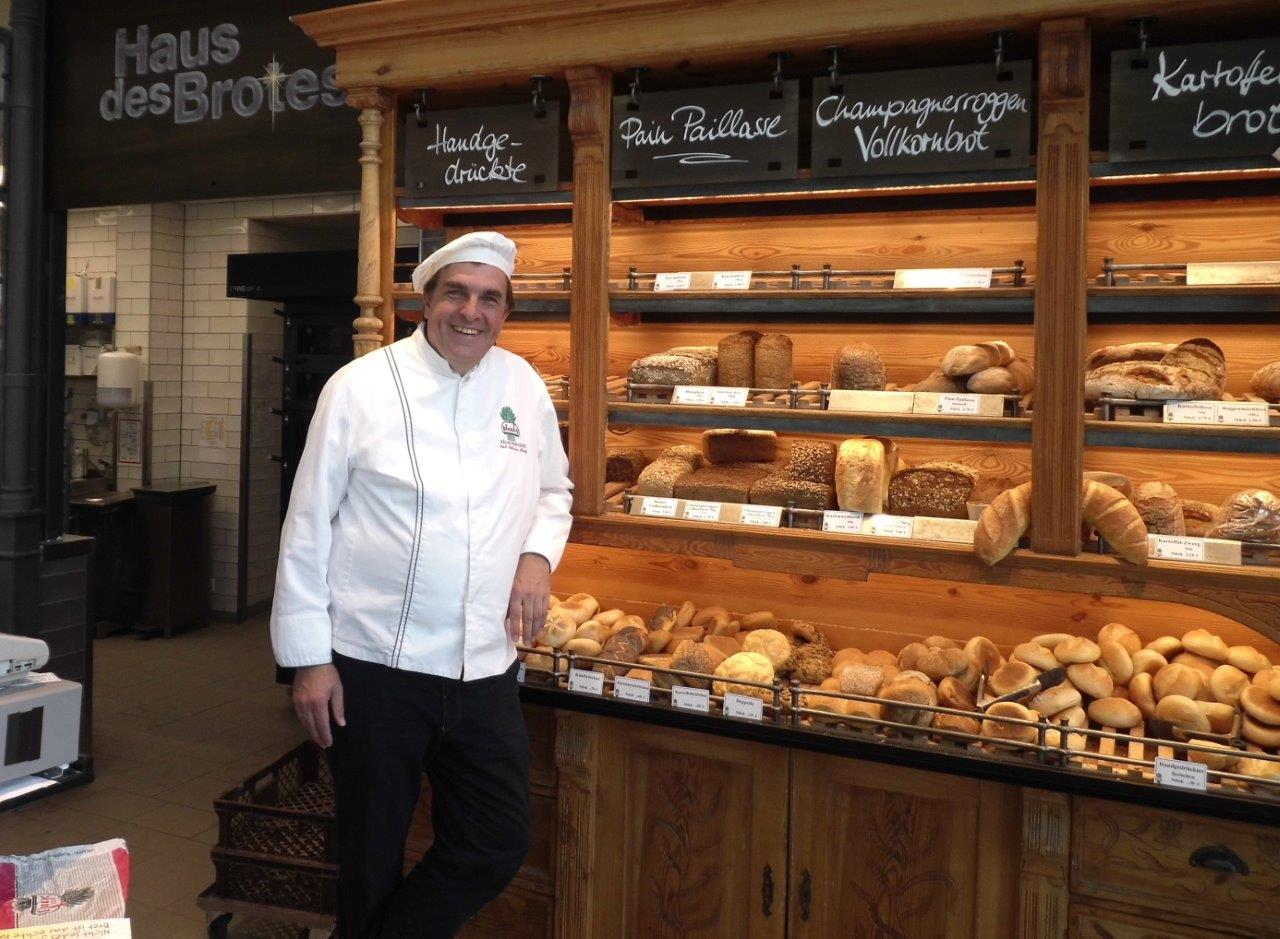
635;445;702;497
701;428;778;464
1208;489;1280;543
1251;361;1280;401
629;351;716;386
749;474;836;510
835;438;893;513
974;482;1032;565
716;331;760;387
755;334;794;389
673;463;772;503
1083;471;1132;498
1131;481;1186;536
1083;480;1149;564
1161;338;1226;390
606;448;649;484
967;358;1034;395
881;675;938;727
913;370;969;394
887;461;979;519
1084;361;1221;401
941;341;1014;377
831;342;886;390
784;440;837;485
1085;342;1177;370
1181;499;1219;537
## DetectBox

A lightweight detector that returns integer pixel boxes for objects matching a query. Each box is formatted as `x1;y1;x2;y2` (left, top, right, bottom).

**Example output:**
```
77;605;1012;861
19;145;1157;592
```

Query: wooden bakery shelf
607;400;1033;443
1089;158;1280;187
568;513;1280;640
609;287;1035;317
1084;419;1280;455
1087;284;1280;319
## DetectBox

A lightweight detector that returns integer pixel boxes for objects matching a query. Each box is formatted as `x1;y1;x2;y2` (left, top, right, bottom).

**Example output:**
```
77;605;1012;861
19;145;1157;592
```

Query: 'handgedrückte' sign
1110;37;1280;163
612;81;800;189
403;102;562;197
811;61;1033;177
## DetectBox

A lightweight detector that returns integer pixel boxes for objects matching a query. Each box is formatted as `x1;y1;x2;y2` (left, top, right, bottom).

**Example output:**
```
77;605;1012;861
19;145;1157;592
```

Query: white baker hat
411;230;517;294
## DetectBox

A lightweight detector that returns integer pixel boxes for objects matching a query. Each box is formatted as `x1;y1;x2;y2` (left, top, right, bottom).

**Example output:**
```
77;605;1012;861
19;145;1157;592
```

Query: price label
708;387;750;407
613;675;652;704
567;667;605;696
682;500;723;522
711;270;752;290
723;692;765;721
1150;535;1207;562
1216;402;1270;426
893;267;993;289
671;685;711;712
739;505;783;528
868;514;915;538
936;393;982;415
1163;401;1218;425
671;385;749;407
822;510;864;534
671;385;712;405
1154;757;1209;792
640;497;678;518
517;662;528;683
654;272;692;291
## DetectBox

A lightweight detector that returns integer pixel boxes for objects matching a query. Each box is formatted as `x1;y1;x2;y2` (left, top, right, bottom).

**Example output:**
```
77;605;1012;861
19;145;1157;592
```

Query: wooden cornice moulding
345;86;393;112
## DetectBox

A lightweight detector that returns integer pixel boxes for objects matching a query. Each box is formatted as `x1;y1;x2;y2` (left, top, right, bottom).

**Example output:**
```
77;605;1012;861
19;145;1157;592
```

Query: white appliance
86;273;116;314
65;274;88;314
0;637;80;787
0;635;49;686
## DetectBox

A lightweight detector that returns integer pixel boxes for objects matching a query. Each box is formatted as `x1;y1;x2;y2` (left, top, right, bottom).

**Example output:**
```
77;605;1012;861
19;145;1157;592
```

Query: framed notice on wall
811;61;1034;177
1109;37;1280;163
611;81;800;189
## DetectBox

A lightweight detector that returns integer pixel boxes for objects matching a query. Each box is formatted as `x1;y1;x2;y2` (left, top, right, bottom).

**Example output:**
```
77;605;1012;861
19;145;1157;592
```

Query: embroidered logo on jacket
500;405;527;453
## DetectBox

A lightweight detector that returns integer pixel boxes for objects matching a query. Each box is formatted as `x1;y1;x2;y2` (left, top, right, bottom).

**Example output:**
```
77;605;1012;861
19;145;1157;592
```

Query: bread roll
866;649;898;668
595;608;626;628
1227;645;1271;675
1254;666;1280;699
536;610;577;648
1098;622;1142;655
563;637;603;657
1181;628;1229;663
1146;635;1182;658
982;701;1039;742
937;675;977;710
923;635;960;650
934;713;982;736
967;366;1020;395
974;482;1032;565
1155;694;1211;735
1098;641;1134;685
1067;663;1114;699
1251;360;1280;401
787;637;835;684
1154;663;1205;701
1238;753;1280;780
1028;681;1081;715
655;640;714;690
701;428;778;465
1085;342;1177;369
704;634;741;658
1083;480;1149;564
913;370;968;394
635;445;702;497
835;438;892;513
755;334;794;390
1181;499;1220;537
785;441;837;486
1197;700;1238;735
596;630;644;680
523;645;556;672
1032;633;1073;650
888;462;978;519
630;351;716;386
838;663;885;697
1242;685;1280;726
941;340;1015;377
713;651;775;702
1131;482;1186;536
830;342;886;390
1055;637;1101;664
1013;642;1058;671
645;630;673;653
668;625;705;645
1130;649;1168;677
1130;672;1157;719
964;636;1003;677
1187;740;1239;772
1209;489;1280;544
557;593;600;625
1172;651;1219;683
1210;664;1250;708
739;629;790;671
1088;697;1142;729
1083;471;1133;498
989;660;1038;696
1243;713;1280;748
716;331;759;387
880;676;938;727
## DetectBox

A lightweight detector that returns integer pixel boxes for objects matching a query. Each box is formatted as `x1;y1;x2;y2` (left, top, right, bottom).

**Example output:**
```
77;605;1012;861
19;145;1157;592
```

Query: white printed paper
653;272;692;291
708;387;750;406
671;685;711;712
738;505;783;528
822;510;864;534
1162;401;1219;425
1216;402;1270;426
682;500;723;522
567;667;605;696
936;394;982;415
639;497;678;518
711;270;752;290
1154;757;1208;792
4;920;132;939
613;675;652;703
723;693;764;721
1149;535;1206;562
671;385;749;407
671;385;712;405
868;514;915;538
893;267;993;289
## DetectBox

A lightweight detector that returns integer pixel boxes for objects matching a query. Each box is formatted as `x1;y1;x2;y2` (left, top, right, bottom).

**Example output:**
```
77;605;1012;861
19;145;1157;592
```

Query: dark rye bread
784;440;837;486
606;448;649;484
717;331;761;387
887;461;979;519
831;342;886;390
702;428;778;464
635;445;701;497
749;474;836;510
673;462;774;504
755;334;794;390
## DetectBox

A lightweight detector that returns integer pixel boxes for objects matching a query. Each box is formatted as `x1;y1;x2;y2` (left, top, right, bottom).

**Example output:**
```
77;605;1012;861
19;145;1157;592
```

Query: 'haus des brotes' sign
811;62;1033;177
403;102;562;197
1110;37;1280;163
611;81;800;189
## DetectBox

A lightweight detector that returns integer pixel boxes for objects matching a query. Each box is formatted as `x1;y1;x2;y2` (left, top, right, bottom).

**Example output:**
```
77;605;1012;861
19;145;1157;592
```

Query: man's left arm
507;394;573;644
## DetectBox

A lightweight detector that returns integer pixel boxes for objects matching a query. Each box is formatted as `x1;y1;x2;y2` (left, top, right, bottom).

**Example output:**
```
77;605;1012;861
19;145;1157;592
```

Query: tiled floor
2;615;309;938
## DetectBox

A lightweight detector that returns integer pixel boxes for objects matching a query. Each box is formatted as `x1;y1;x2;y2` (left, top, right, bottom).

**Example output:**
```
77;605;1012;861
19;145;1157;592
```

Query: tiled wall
66;209;119;473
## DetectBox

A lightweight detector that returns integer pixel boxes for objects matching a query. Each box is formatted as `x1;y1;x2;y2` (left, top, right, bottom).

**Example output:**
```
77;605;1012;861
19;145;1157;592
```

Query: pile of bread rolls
524;597;1280;782
916;340;1034;397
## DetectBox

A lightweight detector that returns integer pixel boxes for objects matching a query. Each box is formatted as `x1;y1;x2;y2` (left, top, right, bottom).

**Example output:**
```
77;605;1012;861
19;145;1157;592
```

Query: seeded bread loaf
634;445;702;497
784;440;837;486
701;428;778;464
717;331;760;388
887;461;979;519
629;351;716;386
673;462;773;503
749;474;837;510
755;334;794;390
831;342;886;390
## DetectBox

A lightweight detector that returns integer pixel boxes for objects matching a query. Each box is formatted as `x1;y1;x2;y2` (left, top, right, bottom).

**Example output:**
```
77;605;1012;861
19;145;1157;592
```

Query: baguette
974;482;1032;565
941;340;1015;377
1083;480;1149;564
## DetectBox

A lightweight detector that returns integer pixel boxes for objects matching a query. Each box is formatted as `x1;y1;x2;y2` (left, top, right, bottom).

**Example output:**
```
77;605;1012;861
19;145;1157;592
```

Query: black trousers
328;653;531;938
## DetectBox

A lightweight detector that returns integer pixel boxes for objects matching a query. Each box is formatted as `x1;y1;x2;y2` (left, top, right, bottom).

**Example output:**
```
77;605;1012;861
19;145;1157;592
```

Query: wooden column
1018;789;1071;938
379;92;400;347
347;87;392;358
1031;19;1090;555
566;66;612;516
553;711;599;937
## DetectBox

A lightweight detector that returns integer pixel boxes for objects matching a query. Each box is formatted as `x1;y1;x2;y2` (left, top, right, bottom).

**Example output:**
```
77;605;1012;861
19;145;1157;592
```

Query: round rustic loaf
830;342;886;390
1251;360;1280;401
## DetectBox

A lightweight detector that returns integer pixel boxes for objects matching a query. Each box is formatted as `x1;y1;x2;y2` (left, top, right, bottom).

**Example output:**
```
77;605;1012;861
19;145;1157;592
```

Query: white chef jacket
270;324;573;679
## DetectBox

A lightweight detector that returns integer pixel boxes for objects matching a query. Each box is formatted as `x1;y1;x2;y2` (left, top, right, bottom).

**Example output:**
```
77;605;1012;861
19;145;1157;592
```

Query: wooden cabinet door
789;752;1021;939
590;718;788;939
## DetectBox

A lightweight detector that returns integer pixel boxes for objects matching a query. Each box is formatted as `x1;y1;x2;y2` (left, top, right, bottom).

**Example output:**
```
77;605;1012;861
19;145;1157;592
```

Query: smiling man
270;231;572;938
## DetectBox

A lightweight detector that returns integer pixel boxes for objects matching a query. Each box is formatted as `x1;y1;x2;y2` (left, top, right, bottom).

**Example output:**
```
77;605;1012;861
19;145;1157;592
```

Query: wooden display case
297;0;1280;936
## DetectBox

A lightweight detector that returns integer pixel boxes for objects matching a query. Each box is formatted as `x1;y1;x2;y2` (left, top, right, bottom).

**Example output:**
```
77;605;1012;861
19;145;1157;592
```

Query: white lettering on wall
1148;47;1280;141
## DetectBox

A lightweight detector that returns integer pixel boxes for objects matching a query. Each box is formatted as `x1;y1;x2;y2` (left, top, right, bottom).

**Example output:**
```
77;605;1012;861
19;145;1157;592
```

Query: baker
270;231;572;938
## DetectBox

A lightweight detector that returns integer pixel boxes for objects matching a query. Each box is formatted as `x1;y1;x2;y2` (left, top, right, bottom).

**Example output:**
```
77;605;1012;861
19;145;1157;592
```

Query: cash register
0;635;82;787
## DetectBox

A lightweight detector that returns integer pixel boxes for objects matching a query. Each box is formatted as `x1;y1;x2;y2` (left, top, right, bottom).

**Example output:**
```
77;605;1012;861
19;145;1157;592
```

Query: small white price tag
640;497;678;518
711;270;752;290
738;505;783;528
567;667;605;696
936;393;982;415
654;272;692;291
1150;535;1207;562
708;387;750;407
893;267;993;289
723;692;765;721
1216;401;1270;426
822;510;864;533
517;662;528;683
1154;757;1209;792
682;500;723;522
671;385;750;407
671;685;711;712
613;675;652;704
671;385;712;405
869;514;915;538
1163;401;1218;425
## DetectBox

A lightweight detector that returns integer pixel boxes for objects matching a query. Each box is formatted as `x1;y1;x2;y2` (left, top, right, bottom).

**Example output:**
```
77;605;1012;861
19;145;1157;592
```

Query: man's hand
506;552;551;646
292;663;345;748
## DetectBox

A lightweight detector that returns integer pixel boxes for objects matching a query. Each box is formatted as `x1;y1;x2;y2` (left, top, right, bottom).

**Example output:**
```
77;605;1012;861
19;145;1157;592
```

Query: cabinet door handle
1189;844;1249;876
761;863;774;917
799;868;812;922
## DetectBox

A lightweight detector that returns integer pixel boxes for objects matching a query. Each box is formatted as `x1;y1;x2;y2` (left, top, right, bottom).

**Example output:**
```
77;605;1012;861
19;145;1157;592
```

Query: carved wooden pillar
554;710;599;938
1031;19;1090;554
347;87;392;358
1019;789;1071;938
566;66;612;516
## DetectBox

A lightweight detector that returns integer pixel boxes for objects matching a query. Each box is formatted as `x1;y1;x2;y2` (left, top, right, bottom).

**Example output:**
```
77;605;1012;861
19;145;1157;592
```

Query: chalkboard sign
811;62;1033;177
611;81;800;189
1110;38;1280;163
403;102;561;197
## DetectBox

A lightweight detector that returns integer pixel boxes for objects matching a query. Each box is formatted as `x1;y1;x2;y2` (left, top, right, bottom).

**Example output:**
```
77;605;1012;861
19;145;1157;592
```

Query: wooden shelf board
609;287;1034;315
1085;419;1280;454
1089;160;1280;186
608;401;1032;443
1088;284;1280;317
568;513;1280;639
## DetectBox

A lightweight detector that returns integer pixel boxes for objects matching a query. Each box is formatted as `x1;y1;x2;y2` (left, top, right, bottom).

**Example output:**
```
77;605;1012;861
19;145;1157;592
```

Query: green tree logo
500;406;520;440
